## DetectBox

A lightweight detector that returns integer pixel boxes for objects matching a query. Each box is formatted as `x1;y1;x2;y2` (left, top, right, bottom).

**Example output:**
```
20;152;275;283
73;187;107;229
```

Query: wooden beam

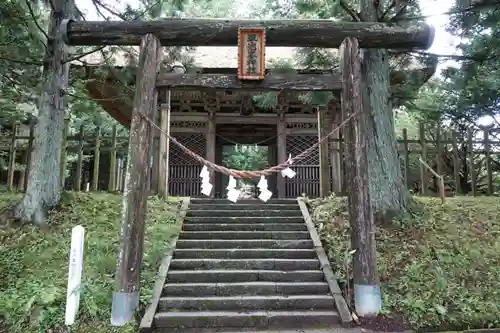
156;73;342;91
206;112;217;197
276;95;288;198
63;18;434;49
111;33;161;326
158;98;171;199
150;91;160;193
168;113;318;124
318;108;331;197
340;37;379;316
86;80;131;127
181;67;336;75
329;102;343;194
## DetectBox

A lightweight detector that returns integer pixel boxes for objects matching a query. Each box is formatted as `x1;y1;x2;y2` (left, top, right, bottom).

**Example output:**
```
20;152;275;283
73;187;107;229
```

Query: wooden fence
0;121;129;192
1;121;499;196
396;124;500;196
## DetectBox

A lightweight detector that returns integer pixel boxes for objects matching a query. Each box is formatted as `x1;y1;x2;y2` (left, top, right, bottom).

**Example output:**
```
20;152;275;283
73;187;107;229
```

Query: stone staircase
150;198;349;332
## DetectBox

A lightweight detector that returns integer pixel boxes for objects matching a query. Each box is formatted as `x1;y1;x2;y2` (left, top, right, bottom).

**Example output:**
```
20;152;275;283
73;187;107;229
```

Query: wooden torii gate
60;18;434;325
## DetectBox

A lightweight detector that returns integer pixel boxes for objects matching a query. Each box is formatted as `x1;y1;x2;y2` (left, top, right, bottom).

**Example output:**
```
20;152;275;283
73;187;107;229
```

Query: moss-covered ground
311;196;500;331
0;192;181;333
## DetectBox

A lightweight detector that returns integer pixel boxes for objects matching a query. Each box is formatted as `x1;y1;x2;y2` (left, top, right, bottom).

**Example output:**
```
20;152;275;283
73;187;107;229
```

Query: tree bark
360;0;409;219
13;0;73;225
340;37;380;317
63;18;434;49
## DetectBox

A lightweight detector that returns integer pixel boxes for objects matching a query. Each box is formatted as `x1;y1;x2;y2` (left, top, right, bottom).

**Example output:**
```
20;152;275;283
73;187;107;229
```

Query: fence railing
1;121;499;196
0;121;129;192
419;157;446;203
394;124;500;196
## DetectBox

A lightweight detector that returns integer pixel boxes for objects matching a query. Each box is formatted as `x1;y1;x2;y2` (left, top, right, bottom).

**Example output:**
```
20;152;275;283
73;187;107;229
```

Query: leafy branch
0;55;43;66
24;0;49;41
395;0;500;21
391;50;495;62
339;0;361;21
67;0;168;64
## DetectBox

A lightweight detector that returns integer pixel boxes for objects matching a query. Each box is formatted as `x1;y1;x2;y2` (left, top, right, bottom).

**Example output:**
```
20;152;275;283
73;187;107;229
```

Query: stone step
173;249;317;260
189;204;300;211
170;259;320;270
166;270;325;283
163;282;330;296
182;223;307;232
153;310;340;329
179;231;309;240
184;216;304;224
175;239;314;249
158;295;335;312
187;210;303;217
190;199;298;205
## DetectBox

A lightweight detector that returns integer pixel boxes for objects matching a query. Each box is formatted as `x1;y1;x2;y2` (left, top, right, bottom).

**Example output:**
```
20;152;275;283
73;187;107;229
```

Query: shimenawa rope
137;111;358;179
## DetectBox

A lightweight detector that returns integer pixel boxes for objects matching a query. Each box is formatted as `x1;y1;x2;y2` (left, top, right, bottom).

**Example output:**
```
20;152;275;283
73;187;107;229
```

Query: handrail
419;156;446;204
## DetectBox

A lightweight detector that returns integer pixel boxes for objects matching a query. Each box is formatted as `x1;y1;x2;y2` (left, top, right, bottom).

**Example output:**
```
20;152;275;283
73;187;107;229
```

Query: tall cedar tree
255;0;422;217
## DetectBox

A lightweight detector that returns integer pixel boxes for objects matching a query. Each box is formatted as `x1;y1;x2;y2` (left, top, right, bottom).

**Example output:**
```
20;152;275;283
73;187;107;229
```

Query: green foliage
251;0;435;111
311;195;500;329
222;145;269;171
0;192;181;333
0;0;47;120
406;2;500;132
0;0;238;137
400;3;500;194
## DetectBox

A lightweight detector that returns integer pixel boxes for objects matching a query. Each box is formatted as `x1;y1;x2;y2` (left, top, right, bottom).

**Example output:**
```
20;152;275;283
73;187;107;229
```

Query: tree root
0;199;49;227
13;199;50;226
0;202;18;228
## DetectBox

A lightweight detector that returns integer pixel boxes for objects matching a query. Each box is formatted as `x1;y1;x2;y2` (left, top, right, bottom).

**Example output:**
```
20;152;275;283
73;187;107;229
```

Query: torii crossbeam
61;18;434;49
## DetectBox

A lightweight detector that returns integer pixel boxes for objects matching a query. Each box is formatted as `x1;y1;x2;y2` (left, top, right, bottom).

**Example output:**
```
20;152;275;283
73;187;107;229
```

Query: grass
311;195;500;331
0;191;182;333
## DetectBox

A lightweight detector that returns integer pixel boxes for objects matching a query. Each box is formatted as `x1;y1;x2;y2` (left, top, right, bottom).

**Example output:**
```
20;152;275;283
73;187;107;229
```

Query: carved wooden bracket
179;99;192;112
203;90;220;113
276;91;289;116
328;99;342;123
239;95;255;116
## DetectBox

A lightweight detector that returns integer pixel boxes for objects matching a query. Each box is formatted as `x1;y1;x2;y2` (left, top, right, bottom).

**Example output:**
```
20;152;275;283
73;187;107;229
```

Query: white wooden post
65;225;85;325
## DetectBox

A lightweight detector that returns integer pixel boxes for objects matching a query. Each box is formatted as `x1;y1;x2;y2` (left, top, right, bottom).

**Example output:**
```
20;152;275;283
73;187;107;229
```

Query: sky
419;0;460;71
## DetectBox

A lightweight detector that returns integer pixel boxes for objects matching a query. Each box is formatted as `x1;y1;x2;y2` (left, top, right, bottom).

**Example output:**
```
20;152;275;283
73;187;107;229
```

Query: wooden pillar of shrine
318;107;332;197
267;142;278;198
329;100;343;194
204;91;218;197
276;115;286;198
158;93;171;198
159;66;184;198
215;141;223;198
150;91;160;193
276;92;289;198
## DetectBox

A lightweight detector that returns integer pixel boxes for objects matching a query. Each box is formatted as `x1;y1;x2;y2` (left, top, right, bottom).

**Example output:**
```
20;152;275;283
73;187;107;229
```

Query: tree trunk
340;37;380;316
14;0;73;225
360;0;409;219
